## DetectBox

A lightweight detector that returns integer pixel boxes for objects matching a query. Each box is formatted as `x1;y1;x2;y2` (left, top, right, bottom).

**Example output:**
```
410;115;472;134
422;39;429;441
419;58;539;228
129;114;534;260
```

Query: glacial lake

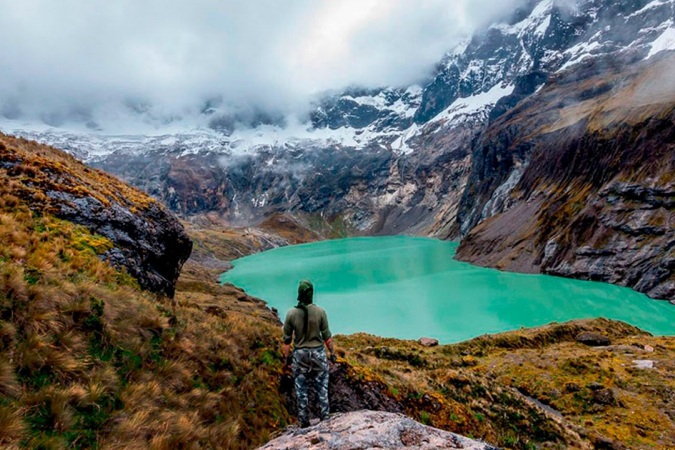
220;236;675;343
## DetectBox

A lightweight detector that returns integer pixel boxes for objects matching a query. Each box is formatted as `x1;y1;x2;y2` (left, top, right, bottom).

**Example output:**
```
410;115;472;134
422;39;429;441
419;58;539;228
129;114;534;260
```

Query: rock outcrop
89;138;472;237
258;410;497;450
0;133;191;297
279;361;405;422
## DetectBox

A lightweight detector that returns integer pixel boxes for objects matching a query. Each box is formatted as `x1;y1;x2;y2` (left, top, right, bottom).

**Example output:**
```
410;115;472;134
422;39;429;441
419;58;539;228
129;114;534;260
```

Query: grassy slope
0;134;154;215
336;321;675;449
0;136;291;449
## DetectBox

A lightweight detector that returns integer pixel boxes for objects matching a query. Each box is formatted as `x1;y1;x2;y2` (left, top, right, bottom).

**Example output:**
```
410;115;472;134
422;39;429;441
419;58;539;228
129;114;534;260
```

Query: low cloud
0;0;528;129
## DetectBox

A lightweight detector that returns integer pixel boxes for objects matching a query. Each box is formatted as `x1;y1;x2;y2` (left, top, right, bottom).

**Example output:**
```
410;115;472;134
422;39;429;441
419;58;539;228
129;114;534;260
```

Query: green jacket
282;304;332;349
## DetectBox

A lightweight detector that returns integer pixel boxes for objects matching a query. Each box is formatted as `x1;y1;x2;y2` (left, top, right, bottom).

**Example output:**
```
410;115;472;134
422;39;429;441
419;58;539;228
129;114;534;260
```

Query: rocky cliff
455;51;675;300
0;133;191;296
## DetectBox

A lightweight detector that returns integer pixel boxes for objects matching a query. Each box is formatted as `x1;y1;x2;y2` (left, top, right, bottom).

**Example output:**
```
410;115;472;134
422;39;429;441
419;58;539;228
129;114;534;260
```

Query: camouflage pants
293;346;329;424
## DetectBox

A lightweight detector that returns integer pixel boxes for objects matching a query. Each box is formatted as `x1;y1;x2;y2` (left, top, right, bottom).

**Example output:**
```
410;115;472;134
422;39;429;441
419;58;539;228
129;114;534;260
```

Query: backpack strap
295;303;309;342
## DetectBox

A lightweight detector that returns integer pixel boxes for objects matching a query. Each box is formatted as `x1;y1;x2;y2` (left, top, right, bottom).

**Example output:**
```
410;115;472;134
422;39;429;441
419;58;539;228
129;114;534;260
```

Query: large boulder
0;134;191;297
575;332;611;347
258;410;497;450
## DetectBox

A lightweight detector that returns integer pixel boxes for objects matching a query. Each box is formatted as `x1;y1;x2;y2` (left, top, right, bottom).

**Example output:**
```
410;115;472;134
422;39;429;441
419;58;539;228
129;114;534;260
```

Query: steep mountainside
1;142;673;448
0;138;293;449
456;51;675;300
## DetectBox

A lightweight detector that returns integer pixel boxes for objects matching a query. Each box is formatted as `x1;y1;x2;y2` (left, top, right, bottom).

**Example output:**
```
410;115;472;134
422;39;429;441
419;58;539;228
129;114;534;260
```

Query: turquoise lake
220;236;675;343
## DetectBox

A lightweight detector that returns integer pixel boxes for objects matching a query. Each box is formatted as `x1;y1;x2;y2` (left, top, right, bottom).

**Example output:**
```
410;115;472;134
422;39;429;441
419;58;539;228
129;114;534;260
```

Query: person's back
283;303;330;349
282;280;336;428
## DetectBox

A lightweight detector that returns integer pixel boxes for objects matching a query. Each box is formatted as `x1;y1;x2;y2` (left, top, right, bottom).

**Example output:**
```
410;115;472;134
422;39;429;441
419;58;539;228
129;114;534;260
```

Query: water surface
220;236;675;343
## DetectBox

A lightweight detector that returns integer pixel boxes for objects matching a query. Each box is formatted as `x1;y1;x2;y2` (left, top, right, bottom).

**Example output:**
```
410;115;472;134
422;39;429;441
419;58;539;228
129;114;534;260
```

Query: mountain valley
4;0;674;300
1;0;675;448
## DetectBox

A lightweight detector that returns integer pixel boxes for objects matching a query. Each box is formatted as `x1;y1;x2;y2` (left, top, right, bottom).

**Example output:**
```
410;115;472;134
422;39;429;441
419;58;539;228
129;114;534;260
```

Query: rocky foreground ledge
258;410;497;450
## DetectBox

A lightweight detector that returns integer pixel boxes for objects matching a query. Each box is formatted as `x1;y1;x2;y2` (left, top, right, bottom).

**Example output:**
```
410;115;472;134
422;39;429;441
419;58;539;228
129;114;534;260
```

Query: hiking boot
299;420;310;429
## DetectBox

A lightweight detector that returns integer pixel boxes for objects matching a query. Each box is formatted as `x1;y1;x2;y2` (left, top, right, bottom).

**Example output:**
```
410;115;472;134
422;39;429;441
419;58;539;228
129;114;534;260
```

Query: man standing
282;279;336;428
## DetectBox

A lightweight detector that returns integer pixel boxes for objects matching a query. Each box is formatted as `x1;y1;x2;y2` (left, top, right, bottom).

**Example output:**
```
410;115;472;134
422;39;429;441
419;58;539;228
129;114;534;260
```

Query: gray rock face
576;332;611;347
91;138;472;238
0;135;192;298
310;86;422;132
50;191;192;298
455;50;675;300
545;180;675;300
258;410;497;450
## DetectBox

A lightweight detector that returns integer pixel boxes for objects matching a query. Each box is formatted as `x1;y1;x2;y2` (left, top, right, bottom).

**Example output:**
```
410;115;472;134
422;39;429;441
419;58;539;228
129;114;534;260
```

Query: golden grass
3;133;673;449
334;320;675;449
0;137;292;449
0;133;156;214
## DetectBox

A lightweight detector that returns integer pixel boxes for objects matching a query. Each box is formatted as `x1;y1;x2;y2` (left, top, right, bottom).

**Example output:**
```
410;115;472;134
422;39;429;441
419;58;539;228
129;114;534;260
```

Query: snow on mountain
2;124;230;162
435;83;516;124
647;21;675;58
2;0;674;165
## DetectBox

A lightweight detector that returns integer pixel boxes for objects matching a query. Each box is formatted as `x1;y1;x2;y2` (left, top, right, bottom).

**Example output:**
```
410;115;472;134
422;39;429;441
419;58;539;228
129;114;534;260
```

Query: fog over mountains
1;0;671;161
1;0;672;152
0;0;528;133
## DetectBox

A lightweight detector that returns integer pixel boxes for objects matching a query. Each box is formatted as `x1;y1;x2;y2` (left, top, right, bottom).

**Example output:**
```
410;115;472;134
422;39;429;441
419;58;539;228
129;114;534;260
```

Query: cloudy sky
0;0;527;127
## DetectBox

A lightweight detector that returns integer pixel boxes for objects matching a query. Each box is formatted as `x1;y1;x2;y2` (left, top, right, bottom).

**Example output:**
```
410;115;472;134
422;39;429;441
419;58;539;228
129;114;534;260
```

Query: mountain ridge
456;50;675;300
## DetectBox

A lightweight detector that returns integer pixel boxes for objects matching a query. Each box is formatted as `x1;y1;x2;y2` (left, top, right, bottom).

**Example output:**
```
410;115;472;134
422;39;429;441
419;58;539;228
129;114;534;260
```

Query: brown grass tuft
0;360;21;399
0;405;26;444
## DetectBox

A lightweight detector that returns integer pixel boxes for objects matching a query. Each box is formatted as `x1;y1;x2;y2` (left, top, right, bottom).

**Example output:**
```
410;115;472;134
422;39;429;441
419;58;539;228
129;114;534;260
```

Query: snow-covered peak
646;21;675;58
3;0;673;163
491;0;553;37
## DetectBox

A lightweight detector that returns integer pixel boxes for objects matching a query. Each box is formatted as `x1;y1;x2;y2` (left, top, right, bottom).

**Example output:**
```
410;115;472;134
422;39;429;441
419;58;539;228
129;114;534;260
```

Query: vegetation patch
335;319;675;449
0;140;290;449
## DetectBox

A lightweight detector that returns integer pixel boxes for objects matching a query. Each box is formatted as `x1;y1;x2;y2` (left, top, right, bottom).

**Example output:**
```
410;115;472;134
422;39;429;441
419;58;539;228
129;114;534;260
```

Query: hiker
282;279;336;428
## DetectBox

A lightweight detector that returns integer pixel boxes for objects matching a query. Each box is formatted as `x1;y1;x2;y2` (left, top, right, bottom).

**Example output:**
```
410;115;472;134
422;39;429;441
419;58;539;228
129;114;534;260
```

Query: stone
418;337;439;347
575;332;611;347
591;434;628;450
564;382;581;393
203;305;227;318
644;344;654;352
257;410;498;450
461;355;478;367
592;388;616;406
632;359;655;369
546;388;562;399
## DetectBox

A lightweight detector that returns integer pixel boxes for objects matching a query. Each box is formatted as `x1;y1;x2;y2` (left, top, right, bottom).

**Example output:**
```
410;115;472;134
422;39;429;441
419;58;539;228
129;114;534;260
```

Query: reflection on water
220;236;675;343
